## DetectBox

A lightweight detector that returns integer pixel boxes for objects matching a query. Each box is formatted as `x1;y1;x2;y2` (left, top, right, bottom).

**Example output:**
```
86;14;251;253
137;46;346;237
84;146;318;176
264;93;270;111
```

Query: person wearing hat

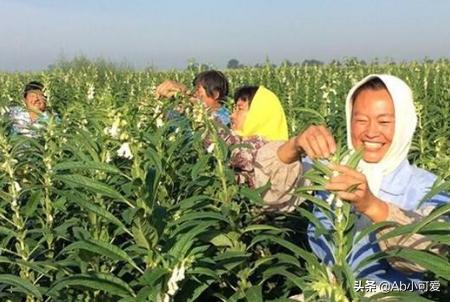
8;81;53;137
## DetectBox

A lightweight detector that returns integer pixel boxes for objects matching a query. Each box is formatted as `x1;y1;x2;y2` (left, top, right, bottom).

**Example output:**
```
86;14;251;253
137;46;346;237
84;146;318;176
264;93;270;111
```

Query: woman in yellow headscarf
231;86;288;140
213;86;302;208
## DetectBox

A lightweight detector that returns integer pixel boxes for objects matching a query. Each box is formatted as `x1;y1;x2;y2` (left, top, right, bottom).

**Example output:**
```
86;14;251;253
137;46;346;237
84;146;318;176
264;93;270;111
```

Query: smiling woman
350;80;395;163
6;81;55;137
259;74;450;296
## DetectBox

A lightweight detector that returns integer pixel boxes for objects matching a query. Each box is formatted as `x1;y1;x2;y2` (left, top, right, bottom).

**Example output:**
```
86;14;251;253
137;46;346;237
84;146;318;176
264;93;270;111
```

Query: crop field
0;60;449;301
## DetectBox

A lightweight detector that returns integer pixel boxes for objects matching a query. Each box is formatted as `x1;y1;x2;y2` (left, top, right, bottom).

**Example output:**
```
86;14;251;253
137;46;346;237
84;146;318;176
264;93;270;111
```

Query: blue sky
0;0;449;71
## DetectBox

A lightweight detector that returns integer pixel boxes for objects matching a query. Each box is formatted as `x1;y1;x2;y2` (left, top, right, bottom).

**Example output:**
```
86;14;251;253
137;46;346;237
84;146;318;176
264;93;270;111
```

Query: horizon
19;55;450;73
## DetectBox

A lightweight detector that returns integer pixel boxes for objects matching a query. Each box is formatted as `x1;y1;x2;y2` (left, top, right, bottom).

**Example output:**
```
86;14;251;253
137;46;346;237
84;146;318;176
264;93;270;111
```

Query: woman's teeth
364;142;383;150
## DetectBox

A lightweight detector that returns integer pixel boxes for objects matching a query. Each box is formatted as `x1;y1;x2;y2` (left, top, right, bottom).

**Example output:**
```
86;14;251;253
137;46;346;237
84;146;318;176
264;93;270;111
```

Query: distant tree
330;59;342;66
47;55;129;72
343;57;367;66
281;60;293;67
186;59;212;72
301;59;324;66
199;63;210;71
227;59;241;69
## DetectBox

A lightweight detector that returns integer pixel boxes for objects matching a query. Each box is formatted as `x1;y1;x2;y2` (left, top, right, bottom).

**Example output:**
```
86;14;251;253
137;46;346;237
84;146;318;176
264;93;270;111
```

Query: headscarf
236;86;288;141
345;74;417;196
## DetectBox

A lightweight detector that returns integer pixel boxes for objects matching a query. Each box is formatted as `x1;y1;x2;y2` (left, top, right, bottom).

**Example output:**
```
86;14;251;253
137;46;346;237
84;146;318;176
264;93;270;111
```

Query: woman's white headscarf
345;74;417;196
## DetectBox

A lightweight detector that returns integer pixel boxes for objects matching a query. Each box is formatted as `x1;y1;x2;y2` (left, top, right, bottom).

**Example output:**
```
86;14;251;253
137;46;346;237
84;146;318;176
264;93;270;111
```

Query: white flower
167;261;186;296
156;117;164;128
87;84;95;100
13;181;22;193
326;193;335;205
154;103;162;116
335;198;343;208
117;142;133;159
105;118;121;138
105;151;112;163
206;143;215;153
0;106;9;115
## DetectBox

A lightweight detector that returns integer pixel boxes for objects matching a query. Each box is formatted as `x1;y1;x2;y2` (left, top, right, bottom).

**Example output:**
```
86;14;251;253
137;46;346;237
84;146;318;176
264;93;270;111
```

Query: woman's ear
212;90;220;100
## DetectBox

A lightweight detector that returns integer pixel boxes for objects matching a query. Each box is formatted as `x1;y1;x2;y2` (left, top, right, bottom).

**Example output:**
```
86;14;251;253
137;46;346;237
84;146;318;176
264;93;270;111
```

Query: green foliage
0;60;449;301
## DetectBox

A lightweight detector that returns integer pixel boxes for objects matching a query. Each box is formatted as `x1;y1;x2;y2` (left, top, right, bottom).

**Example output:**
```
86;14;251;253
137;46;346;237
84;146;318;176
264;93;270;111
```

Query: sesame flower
167;261;187;296
206;143;215;154
13;181;22;193
156;117;164;128
117;142;133;159
105;118;121;138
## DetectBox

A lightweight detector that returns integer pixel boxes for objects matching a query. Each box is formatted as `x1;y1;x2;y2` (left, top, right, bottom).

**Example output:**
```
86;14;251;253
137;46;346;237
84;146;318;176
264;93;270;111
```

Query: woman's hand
294;125;336;159
155;80;187;99
325;164;389;222
277;125;336;164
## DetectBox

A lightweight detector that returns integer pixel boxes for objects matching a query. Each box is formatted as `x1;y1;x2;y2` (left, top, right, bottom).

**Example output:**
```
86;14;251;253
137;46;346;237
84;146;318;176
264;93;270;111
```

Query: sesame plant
0;59;449;301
